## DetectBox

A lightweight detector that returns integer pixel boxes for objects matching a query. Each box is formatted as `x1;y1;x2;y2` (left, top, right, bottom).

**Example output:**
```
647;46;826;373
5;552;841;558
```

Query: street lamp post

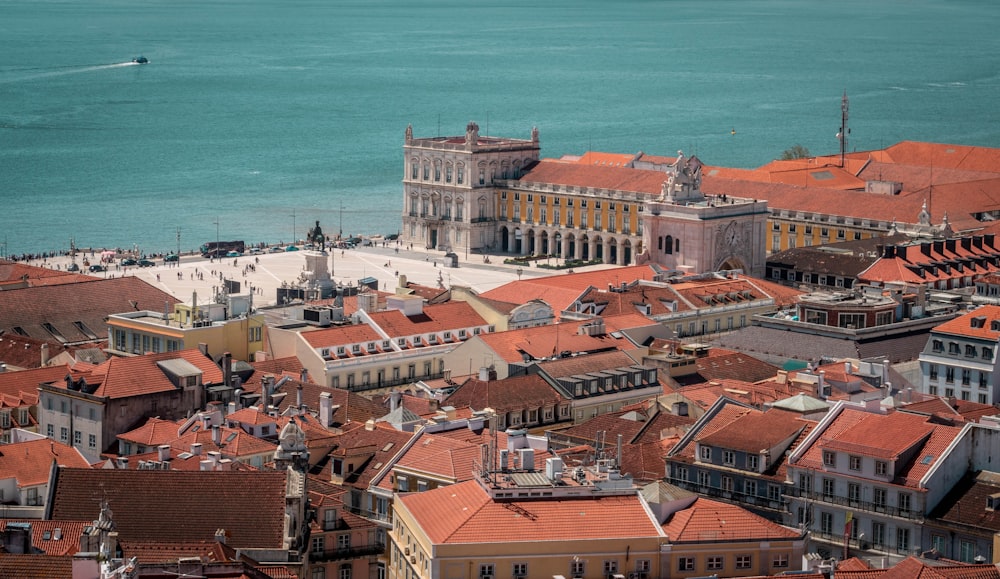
516;267;523;281
213;218;220;261
291;209;296;246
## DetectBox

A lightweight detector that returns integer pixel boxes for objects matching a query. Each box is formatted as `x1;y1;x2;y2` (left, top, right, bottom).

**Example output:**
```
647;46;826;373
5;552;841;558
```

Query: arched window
658;236;663;251
675;238;681;253
665;235;673;254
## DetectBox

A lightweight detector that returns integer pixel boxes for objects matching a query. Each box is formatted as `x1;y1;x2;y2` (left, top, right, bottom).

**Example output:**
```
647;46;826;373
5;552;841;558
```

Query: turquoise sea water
2;0;999;256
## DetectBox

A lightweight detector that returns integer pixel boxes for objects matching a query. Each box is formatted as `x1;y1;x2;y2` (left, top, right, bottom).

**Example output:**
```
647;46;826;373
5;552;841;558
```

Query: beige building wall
389;498;662;579
662;538;807;578
107;311;265;361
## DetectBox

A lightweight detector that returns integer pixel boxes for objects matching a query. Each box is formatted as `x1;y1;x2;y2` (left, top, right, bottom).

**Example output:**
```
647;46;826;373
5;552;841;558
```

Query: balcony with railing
785;487;922;521
345;504;391;524
668;476;788;514
309;542;386;563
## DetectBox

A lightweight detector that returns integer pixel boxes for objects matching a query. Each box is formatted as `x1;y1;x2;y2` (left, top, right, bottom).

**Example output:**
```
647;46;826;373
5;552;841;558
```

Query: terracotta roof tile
662;497;803;542
0;520;90;556
696;408;807;453
117;539;237;563
444;374;566;414
932;304;1000;341
0;554;74;578
48;468;289;548
48;348;224;400
397;479;663;544
0;439;91;488
477;322;632;364
116;417;184;448
367;302;487;337
479;265;661;318
0;277;180;345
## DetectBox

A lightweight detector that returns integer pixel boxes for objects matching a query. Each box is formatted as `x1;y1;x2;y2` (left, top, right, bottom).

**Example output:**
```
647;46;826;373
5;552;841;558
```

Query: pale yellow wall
663;538;806;578
390;492;662;579
442;337;506;380
450;287;512;332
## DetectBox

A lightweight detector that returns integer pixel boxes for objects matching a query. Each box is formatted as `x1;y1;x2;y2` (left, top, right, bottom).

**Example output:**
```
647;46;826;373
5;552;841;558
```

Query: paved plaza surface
38;244;616;308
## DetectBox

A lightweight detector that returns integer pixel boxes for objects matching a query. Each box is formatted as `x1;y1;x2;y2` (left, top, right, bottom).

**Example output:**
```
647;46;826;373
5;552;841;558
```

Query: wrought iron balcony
309;542;386;562
785;488;921;521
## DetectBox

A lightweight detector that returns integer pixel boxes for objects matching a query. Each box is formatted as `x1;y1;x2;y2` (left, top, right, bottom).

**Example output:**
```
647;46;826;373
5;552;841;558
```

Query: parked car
268;246;285;253
89;264;106;273
66;263;80;272
138;259;156;267
121;258;138;266
248;247;263;255
226;251;242;257
285;245;300;252
164;254;180;262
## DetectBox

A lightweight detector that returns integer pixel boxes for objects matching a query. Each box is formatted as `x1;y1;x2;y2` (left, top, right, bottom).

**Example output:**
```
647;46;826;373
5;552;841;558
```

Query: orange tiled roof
479;265;661;318
117;539;237;563
390;434;481;483
662;497;803;542
477;322;631;363
797;407;962;487
0;277;181;344
0;554;73;578
301;323;383;348
444;374;566;414
835;555;1000;578
49;468;289;549
0;438;91;488
0;364;68;403
366;301;487;337
0;259;95;287
696;408;807;453
116;417;184;448
52;348;224;400
329;421;414;490
0;520;90;556
931;304;1000;341
397;479;663;544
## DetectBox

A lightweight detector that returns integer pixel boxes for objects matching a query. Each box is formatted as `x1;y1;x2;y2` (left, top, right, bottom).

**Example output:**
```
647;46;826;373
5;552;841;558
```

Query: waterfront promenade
35;244;609;309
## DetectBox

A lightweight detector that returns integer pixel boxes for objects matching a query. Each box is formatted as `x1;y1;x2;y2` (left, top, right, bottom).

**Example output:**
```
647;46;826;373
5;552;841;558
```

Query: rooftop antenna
837;90;850;168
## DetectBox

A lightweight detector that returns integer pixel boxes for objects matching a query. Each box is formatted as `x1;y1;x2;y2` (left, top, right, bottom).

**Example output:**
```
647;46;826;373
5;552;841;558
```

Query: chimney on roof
296;382;303;410
364;419;376;431
40;343;49;366
389;391;402;412
222;352;232;394
211;425;221;446
300;368;309;383
261;374;274;411
844;361;852;376
478;367;490;382
198;342;209;357
214;529;227;544
191;442;203;456
818;370;827;400
157;445;170;462
319;392;333;427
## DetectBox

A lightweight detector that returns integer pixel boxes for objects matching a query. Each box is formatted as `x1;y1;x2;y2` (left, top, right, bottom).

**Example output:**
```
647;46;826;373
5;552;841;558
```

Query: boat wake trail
0;62;140;84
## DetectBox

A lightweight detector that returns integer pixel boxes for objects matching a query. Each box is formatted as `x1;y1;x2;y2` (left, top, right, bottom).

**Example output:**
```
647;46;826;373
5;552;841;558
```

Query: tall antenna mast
837;90;850;168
